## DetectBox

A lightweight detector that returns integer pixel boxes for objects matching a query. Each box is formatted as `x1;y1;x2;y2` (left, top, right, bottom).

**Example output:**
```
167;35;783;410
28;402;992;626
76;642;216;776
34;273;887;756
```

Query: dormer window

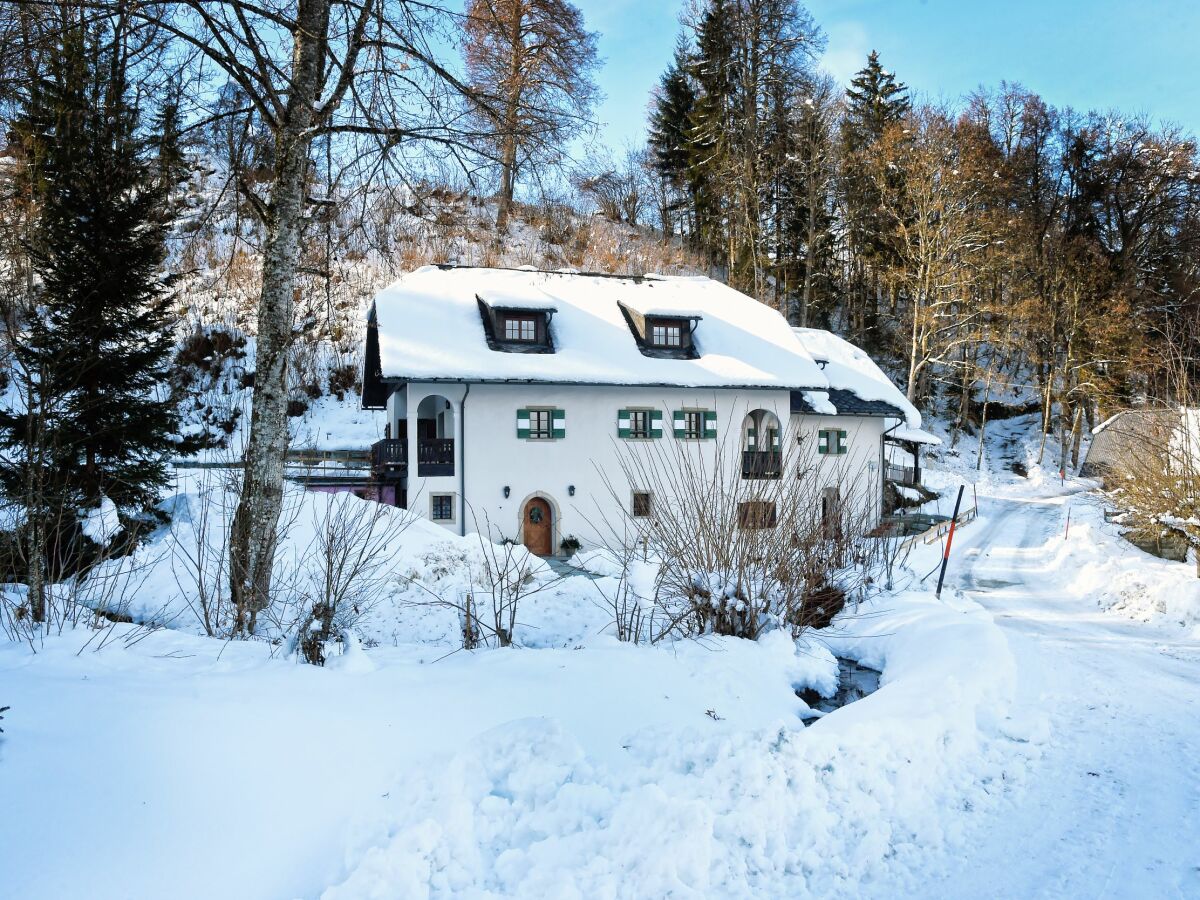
478;295;555;353
650;320;683;348
618;302;700;360
503;314;538;343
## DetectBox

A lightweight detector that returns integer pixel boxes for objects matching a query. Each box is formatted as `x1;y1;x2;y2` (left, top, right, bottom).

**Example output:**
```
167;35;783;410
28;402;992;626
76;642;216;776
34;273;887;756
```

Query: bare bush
595;422;881;642
400;505;564;649
271;493;415;665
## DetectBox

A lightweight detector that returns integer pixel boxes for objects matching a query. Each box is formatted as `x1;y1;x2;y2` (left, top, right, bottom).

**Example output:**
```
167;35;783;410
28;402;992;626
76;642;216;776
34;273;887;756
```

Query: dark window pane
432;495;453;521
632;492;652;517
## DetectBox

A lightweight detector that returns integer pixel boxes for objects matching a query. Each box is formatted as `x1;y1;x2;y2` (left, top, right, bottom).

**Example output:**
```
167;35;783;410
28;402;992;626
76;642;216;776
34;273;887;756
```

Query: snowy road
921;492;1200;898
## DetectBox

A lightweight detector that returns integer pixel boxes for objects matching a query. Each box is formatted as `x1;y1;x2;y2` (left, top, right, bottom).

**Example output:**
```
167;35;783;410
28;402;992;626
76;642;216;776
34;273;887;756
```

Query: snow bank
80;496;121;546
320;592;1018;899
1050;497;1200;632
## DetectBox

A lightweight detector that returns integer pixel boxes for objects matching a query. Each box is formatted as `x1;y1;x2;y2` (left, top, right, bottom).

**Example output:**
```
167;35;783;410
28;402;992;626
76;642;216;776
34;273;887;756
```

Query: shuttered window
618;408;662;439
673;409;717;440
817;428;848;455
517;408;565;440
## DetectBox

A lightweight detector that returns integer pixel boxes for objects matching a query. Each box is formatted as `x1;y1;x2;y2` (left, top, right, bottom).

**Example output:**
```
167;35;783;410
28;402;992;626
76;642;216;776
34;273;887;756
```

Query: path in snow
921;492;1200;898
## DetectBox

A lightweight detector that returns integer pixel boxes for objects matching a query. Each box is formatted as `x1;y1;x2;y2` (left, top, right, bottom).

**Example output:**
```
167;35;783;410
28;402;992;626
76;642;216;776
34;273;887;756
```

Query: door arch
521;497;553;556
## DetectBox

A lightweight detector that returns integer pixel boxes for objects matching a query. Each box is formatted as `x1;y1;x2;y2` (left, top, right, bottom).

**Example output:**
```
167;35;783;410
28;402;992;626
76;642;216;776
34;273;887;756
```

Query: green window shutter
746;426;757;449
673;410;686;438
552;408;566;439
650;409;663;438
617;408;631;439
770;429;781;450
703;410;717;439
516;408;530;439
836;430;848;454
817;429;829;455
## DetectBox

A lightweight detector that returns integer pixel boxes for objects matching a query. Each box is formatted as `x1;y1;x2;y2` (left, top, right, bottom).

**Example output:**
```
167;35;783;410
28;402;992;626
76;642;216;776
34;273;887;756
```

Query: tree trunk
228;0;327;634
494;9;525;230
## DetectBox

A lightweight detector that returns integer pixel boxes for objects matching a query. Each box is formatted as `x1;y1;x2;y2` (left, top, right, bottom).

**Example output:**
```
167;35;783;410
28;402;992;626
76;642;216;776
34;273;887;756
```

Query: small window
632;491;653;518
737;500;777;529
650;322;682;347
629;409;651;439
682;410;703;440
431;493;455;522
529;408;553;440
818;428;848;456
503;315;538;342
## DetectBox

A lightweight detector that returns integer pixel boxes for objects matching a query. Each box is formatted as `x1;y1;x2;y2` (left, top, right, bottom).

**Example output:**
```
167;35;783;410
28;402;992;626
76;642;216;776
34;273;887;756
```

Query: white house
356;265;926;556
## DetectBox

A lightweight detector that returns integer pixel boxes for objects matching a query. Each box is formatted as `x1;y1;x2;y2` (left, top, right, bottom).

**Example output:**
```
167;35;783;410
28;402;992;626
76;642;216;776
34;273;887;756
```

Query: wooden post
935;485;965;600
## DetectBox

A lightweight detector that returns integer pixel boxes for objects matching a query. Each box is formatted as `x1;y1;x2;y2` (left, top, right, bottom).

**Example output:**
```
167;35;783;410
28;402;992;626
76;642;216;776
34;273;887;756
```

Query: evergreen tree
686;0;737;267
0;24;182;542
839;50;911;347
648;35;698;238
843;50;911;148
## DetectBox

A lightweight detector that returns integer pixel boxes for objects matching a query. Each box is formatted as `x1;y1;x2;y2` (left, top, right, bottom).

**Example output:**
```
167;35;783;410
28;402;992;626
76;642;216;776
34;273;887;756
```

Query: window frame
501;313;539;343
628;408;652;440
681;409;704;440
649;321;683;348
430;492;456;523
527;407;555;441
631;490;653;518
817;428;848;456
737;500;777;530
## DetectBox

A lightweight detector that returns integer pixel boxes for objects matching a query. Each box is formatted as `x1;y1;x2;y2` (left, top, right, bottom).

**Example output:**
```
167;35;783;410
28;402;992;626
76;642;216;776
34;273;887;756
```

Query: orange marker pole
935;485;965;600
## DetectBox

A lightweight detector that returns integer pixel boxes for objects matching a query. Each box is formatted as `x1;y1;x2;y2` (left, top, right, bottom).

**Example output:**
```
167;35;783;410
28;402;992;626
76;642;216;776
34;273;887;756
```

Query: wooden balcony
741;450;782;480
417;438;455;477
370;438;407;480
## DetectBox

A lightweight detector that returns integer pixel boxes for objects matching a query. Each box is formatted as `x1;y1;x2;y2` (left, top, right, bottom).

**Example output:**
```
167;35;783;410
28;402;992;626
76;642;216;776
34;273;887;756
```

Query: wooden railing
741;450;782;480
886;463;917;486
417;438;454;476
370;439;407;479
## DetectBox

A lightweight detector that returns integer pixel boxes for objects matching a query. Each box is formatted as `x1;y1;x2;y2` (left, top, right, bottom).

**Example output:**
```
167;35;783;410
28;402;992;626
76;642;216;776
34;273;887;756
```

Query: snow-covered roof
371;266;827;390
791;328;922;429
890;424;941;446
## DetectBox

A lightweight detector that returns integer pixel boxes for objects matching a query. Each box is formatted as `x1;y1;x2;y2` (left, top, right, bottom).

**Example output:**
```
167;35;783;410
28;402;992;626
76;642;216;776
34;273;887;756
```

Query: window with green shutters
673;409;717;439
618;408;662;439
817;428;848;455
517;407;565;440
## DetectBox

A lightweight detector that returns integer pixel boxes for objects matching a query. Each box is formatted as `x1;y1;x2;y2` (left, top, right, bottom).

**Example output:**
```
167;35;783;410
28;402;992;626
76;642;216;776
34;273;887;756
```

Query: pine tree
0;25;181;546
648;35;698;238
839;50;911;348
843;50;911;148
686;0;737;268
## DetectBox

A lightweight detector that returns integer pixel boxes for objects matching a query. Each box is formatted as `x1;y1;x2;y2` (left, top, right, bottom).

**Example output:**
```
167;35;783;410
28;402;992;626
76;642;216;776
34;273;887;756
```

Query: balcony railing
885;463;917;486
417;438;455;477
370;438;407;480
741;450;782;480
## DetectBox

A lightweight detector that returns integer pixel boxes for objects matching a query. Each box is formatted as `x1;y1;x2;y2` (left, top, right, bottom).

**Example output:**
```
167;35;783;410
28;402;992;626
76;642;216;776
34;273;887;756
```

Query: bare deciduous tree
462;0;600;229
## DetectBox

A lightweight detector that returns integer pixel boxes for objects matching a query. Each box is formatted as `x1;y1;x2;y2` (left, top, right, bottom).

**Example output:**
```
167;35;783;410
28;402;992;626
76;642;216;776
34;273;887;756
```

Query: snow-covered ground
2;428;1199;898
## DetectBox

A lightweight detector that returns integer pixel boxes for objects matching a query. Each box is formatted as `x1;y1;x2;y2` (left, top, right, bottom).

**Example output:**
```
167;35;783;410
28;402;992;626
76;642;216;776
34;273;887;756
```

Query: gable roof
791;328;922;429
371;266;828;390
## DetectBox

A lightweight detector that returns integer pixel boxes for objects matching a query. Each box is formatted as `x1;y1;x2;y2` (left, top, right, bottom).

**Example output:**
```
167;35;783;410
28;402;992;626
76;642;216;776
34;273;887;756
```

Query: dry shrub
594;422;881;642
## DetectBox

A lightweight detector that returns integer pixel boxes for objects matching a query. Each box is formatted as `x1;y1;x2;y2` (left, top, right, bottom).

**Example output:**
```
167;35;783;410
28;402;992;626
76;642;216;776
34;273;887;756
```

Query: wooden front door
522;497;553;556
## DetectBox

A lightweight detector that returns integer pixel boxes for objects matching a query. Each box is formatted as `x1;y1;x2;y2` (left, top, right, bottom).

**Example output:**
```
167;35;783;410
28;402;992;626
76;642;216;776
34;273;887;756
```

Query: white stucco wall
393;381;886;551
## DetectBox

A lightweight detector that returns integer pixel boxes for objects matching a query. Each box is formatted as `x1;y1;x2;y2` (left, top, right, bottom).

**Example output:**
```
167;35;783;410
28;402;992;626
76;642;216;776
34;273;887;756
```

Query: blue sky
575;0;1200;152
